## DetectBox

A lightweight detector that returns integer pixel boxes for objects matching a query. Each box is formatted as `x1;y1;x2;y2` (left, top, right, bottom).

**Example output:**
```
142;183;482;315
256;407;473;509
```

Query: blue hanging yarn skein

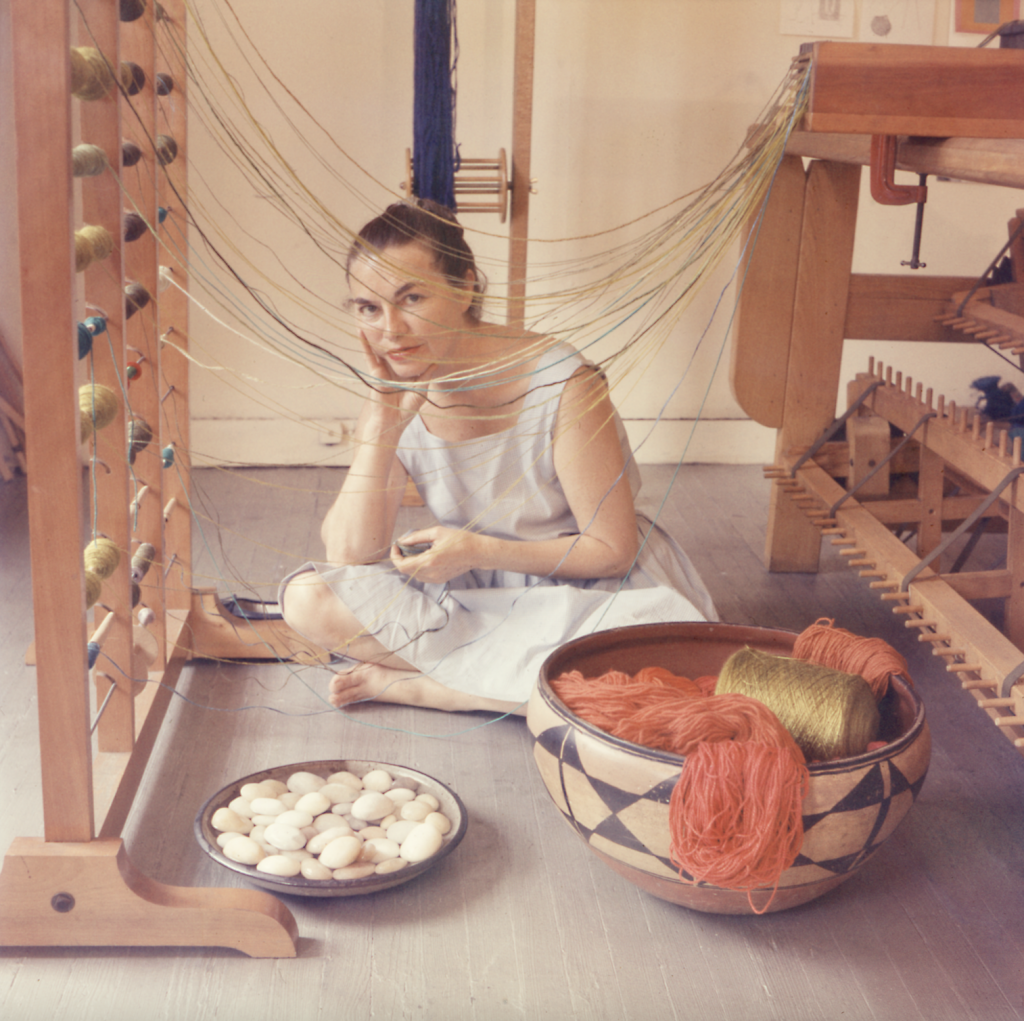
413;0;458;209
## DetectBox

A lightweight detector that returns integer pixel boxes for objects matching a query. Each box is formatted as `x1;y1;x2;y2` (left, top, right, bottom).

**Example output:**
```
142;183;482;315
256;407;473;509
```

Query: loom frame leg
0;837;299;958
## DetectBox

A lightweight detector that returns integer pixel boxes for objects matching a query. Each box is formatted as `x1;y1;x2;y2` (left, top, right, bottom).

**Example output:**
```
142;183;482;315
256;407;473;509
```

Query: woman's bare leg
282;570;525;715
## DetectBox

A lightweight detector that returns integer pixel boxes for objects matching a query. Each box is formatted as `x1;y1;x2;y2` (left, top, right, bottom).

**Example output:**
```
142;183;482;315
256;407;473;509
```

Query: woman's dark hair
345;199;486;319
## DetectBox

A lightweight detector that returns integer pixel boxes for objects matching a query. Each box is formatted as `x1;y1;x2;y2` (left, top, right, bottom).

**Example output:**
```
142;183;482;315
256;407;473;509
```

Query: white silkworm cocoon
307;826;355;855
250;797;286;816
351;792;394;821
318;835;363;870
287;771;326;794
295;791;331;817
332;863;376;880
211;807;252;834
400;823;443;863
399;801;431;822
320;783;359;804
375;858;409;876
313;814;350;834
228;796;254;818
275;809;314;830
326;770;362;789
361;769;394;792
223;836;264;865
384;787;416;806
415;793;440;811
300;858;334;881
385;820;420;845
264;822;306;852
216;831;246;849
360;838;400;864
425;812;452;835
257;855;302;877
278;792;302;809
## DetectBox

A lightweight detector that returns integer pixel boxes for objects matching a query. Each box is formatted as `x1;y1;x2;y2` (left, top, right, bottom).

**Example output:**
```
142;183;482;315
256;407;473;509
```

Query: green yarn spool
716;647;880;761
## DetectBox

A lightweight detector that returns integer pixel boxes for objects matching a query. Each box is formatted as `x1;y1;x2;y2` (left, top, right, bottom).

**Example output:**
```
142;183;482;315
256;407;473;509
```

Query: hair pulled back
346;198;486;320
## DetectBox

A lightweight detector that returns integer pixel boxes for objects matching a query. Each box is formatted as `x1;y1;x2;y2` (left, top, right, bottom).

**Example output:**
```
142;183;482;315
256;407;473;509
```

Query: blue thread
412;0;457;208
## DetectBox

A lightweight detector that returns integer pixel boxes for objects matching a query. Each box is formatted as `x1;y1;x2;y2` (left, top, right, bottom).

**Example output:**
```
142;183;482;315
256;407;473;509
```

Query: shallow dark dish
526;621;930;914
195;759;468;898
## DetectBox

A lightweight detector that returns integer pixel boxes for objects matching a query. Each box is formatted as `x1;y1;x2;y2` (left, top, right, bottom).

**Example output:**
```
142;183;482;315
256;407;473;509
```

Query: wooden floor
3;464;1024;1021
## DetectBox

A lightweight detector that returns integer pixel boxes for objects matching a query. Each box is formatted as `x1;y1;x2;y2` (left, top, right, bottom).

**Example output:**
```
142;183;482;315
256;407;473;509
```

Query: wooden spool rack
0;0;302;956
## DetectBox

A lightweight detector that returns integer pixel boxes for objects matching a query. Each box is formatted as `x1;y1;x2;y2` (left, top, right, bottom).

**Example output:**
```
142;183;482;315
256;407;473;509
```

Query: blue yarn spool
76;316;107;359
161;446;174;468
412;0;458;209
87;641;101;669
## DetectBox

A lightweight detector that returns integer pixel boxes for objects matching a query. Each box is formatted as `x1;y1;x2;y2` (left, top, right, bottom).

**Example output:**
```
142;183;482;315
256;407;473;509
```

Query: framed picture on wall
955;0;1020;33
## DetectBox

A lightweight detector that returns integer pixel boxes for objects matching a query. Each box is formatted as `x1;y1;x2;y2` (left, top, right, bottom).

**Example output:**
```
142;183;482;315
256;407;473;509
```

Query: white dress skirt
281;342;716;705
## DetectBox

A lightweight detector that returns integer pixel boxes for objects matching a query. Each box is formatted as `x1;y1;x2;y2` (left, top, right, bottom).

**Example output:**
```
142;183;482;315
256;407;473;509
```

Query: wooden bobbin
400;148;510;221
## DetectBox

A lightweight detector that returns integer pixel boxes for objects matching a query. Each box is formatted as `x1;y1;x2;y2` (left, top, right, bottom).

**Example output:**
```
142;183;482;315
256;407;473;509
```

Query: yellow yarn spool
79;383;119;441
74;224;115;273
716;647;880;761
84;570;102;610
72;144;109;178
70;47;116;101
84;537;121;580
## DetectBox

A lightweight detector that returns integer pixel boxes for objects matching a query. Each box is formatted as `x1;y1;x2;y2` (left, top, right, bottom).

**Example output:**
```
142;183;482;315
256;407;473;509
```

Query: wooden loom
731;41;1024;758
0;0;304;956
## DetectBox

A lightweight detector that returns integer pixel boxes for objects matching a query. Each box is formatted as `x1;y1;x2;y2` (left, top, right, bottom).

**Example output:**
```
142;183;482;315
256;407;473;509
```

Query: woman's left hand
390;527;485;585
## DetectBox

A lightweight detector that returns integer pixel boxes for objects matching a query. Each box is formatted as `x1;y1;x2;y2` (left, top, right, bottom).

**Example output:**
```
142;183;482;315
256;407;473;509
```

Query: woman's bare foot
328;661;526;715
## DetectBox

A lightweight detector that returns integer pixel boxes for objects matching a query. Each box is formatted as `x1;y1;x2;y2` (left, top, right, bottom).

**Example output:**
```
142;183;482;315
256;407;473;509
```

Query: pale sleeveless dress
287;342;716;704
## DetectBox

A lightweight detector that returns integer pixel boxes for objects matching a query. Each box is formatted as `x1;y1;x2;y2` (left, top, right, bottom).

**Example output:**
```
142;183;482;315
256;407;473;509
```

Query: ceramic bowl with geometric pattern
527;621;930;914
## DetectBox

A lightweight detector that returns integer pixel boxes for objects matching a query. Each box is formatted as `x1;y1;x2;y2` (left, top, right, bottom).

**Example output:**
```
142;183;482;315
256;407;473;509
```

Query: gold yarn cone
716;647;880;761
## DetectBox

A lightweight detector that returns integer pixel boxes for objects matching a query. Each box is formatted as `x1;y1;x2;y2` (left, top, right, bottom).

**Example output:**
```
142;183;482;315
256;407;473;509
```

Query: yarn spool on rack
79;382;119;442
715;646;880;761
400;148;510;221
74;224;115;273
70;46;117;101
72;144;109;178
128;415;152;464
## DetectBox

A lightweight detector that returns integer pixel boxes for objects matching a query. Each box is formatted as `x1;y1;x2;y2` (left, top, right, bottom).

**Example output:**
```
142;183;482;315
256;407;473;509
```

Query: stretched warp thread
793;618;911;700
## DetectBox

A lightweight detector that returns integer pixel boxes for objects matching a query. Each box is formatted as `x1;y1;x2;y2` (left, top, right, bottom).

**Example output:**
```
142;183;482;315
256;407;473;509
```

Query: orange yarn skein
793;618;911;700
550;669;809;910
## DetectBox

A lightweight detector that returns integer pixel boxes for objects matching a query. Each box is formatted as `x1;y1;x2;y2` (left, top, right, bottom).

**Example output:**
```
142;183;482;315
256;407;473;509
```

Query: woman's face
347;242;474;380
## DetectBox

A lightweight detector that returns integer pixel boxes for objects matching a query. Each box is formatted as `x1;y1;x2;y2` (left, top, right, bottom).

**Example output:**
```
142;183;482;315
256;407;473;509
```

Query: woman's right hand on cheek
359;335;430;424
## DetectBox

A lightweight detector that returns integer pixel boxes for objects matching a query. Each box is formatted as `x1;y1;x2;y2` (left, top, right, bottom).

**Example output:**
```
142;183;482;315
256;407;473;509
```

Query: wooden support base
0;837;298;957
186;588;328;664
